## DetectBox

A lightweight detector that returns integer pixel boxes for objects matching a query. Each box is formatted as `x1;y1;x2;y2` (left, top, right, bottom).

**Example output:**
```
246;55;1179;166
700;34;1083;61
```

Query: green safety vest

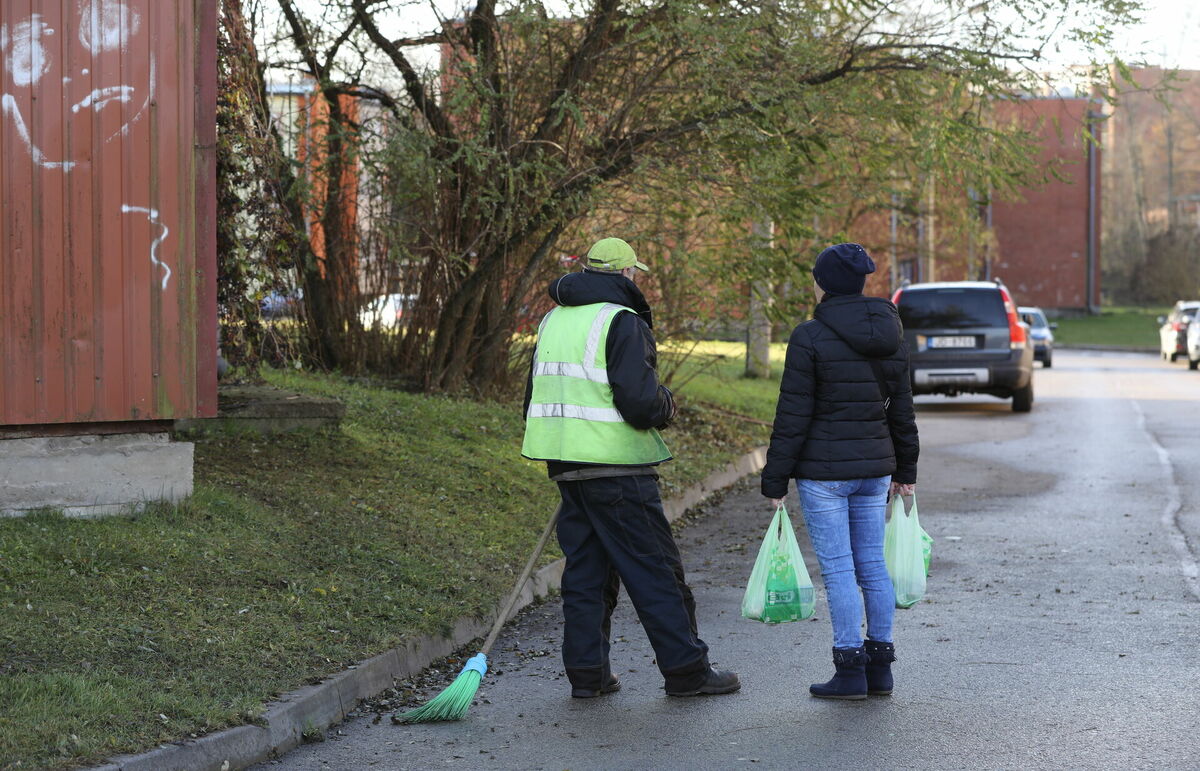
521;302;672;465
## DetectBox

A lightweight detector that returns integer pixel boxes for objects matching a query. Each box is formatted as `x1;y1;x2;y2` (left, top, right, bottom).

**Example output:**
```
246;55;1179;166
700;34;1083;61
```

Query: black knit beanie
812;243;876;296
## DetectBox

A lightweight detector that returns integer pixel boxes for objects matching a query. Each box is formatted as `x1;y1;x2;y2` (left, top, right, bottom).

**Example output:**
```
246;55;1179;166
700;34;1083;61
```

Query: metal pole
889;193;899;292
1086;107;1100;315
985;189;994;281
926;177;937;283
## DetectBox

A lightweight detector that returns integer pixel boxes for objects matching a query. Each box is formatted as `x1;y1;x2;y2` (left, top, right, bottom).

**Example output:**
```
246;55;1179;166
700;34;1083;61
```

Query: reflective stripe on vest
525;403;625;422
530;361;609;384
521;302;671;465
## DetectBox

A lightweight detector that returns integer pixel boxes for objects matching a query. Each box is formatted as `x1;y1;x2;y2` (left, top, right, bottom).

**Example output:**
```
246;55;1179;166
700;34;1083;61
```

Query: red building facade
987;97;1102;311
843;97;1102;312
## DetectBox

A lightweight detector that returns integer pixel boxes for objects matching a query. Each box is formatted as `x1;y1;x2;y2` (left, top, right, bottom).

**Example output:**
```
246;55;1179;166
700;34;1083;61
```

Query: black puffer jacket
761;294;918;499
523;269;675;476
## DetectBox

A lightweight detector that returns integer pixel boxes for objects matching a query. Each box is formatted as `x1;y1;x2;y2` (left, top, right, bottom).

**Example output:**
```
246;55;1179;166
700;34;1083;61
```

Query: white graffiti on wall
0;93;78;171
121;206;172;290
0;2;170;290
4;16;52;87
78;0;141;53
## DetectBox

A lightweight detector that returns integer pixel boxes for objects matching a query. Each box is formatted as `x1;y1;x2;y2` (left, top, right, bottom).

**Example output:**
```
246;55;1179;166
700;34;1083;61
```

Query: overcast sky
1117;0;1200;69
381;0;1200;70
280;0;1200;76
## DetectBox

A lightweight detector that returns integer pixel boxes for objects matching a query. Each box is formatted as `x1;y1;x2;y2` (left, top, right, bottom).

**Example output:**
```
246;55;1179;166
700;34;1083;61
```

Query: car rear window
1022;310;1048;328
898;288;1007;329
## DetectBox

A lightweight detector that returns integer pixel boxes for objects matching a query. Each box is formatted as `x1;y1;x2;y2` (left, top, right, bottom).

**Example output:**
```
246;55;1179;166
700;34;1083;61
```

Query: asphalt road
259;350;1200;771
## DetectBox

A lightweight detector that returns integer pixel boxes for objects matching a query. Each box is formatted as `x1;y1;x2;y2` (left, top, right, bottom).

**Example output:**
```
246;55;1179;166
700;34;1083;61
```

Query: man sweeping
522;237;740;699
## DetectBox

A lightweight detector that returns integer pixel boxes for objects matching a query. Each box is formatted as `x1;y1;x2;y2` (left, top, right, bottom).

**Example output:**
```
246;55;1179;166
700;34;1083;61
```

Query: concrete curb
1056;344;1157;354
96;446;768;771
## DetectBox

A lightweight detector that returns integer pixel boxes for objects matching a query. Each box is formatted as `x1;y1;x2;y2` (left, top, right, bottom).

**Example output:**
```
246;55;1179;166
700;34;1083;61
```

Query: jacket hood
547;269;654;328
814;295;901;357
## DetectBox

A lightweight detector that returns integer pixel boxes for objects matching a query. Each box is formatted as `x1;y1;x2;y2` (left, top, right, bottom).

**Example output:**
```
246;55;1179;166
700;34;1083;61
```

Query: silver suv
893;280;1035;412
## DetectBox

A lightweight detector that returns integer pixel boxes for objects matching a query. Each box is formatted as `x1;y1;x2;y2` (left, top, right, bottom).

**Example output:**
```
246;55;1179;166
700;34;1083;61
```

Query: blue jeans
796;477;894;649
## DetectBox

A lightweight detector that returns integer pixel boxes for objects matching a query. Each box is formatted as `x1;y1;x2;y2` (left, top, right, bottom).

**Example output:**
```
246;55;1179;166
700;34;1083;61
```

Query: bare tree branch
277;0;327;80
527;0;622;149
321;14;363;77
351;0;455;143
389;31;451;47
467;0;506;147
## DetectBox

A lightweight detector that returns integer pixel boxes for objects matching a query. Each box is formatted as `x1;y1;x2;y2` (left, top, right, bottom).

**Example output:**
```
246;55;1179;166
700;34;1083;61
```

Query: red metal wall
0;0;216;426
990;97;1102;310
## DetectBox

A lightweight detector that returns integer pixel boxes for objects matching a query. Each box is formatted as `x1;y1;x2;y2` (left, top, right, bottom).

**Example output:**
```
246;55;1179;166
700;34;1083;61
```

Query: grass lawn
0;346;784;770
1051;306;1167;349
662;341;788;424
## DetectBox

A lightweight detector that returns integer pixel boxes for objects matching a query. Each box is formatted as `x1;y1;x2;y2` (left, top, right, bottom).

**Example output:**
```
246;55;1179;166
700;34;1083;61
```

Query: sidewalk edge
1055;344;1157;354
96;445;768;771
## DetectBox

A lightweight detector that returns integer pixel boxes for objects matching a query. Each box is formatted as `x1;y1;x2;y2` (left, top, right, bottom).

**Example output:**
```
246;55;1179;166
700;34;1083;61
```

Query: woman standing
761;243;919;700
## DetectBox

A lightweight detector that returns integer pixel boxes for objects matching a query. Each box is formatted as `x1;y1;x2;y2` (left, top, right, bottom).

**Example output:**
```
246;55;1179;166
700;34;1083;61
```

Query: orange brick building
845;96;1101;312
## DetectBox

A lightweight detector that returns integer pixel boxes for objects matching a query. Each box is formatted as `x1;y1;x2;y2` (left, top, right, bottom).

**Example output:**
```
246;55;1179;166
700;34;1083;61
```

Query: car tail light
1174;322;1185;332
891;289;903;305
999;287;1026;349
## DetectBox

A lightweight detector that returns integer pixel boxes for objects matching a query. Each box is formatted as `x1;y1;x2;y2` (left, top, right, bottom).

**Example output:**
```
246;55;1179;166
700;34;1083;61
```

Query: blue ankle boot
809;647;869;700
864;640;896;695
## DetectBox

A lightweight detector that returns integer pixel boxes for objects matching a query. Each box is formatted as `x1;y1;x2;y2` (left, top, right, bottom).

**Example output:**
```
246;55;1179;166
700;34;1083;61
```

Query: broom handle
480;503;561;657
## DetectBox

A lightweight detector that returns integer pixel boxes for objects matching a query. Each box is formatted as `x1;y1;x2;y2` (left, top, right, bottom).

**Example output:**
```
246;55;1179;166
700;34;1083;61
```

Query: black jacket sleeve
605;311;674;430
884;340;919;484
760;325;816;499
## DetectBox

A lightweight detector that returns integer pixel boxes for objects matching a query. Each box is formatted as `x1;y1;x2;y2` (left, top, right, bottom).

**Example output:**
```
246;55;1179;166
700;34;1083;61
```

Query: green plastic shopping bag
741;504;816;623
884;494;929;609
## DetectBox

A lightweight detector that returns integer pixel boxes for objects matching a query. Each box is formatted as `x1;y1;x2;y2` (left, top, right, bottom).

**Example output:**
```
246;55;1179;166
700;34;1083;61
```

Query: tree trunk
294;92;362;370
745;219;773;379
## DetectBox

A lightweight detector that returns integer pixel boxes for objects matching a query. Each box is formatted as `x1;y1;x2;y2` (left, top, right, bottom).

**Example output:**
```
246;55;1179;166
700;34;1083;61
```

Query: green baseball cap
585;237;650;273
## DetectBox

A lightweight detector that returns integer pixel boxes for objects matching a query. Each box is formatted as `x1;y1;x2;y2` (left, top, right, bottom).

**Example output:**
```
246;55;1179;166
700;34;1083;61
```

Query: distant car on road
1158;301;1200;362
1019;306;1056;368
1186;317;1200;371
893;279;1035;412
261;288;303;319
360;293;418;330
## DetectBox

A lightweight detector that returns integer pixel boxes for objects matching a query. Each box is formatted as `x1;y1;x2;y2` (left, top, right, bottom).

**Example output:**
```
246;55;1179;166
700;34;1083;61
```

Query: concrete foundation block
0;432;193;517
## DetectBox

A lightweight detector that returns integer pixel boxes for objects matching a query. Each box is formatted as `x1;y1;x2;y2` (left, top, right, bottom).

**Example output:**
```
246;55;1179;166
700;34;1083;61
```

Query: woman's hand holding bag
741;504;816;623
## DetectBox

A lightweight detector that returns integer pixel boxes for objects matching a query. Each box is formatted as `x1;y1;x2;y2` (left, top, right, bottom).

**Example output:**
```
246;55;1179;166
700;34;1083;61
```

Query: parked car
360;293;418;330
1158;301;1200;362
261;288;303;319
892;279;1035;412
1018;306;1057;368
1187;317;1200;371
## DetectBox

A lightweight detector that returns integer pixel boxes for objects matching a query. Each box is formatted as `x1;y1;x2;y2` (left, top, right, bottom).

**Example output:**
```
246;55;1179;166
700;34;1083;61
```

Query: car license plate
929;336;975;349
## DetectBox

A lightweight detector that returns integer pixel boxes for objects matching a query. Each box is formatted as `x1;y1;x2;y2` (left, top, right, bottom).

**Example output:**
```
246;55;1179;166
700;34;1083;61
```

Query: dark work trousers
556;475;710;691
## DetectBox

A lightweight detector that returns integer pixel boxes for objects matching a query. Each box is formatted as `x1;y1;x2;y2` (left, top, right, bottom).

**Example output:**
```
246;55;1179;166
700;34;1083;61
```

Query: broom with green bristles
393;504;561;724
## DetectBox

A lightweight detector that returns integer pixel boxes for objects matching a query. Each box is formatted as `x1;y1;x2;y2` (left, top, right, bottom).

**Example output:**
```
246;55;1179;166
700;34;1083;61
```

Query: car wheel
1012;382;1033;413
1170;352;1180;362
1043;354;1052;368
1190;357;1199;371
